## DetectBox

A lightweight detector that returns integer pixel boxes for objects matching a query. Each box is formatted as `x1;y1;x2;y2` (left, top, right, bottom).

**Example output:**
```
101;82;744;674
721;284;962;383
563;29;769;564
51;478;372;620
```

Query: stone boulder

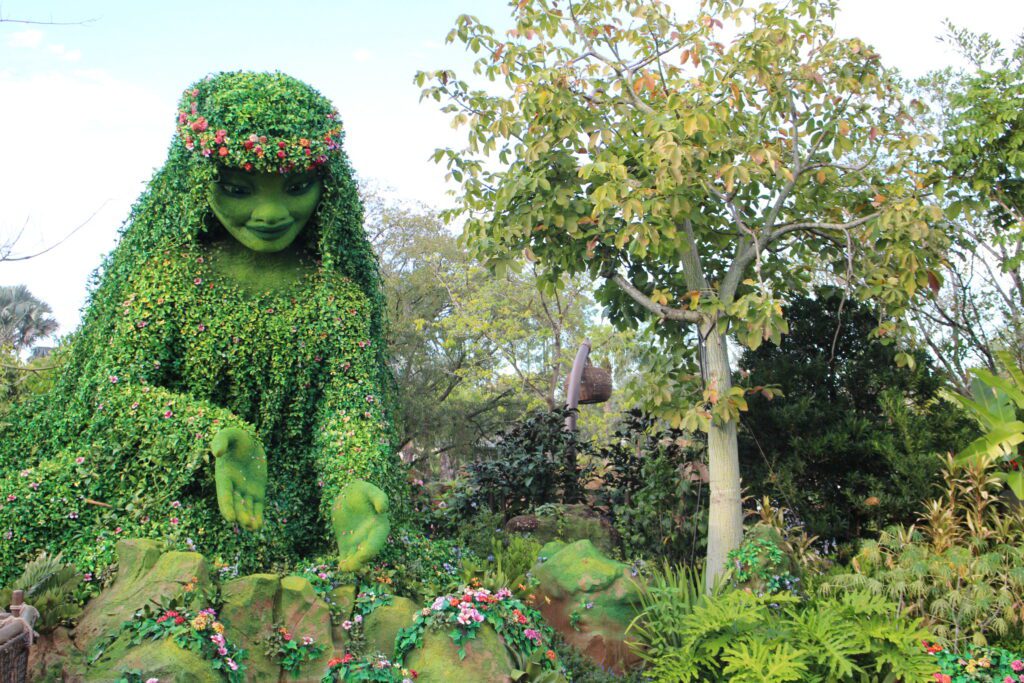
505;504;617;554
219;573;281;682
73;539;210;652
404;624;514;683
532;539;642;673
362;595;419;658
275;575;335;682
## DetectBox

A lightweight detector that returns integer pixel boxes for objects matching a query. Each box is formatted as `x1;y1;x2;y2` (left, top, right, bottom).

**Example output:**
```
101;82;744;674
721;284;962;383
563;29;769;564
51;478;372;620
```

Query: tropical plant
945;350;1024;499
0;285;58;352
821;453;1024;649
0;551;82;634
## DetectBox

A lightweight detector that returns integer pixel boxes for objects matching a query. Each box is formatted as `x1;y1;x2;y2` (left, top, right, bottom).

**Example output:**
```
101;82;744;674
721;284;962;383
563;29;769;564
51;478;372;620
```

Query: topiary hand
332;480;390;572
211;427;267;531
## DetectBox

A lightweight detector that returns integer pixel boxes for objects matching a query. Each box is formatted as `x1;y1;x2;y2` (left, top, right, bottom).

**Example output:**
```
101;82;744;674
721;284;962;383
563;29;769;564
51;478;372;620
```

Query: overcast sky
1;0;1022;335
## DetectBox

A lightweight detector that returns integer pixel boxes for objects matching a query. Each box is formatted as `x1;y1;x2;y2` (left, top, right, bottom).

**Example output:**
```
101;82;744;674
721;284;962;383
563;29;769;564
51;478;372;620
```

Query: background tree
738;290;975;550
909;28;1024;391
364;185;621;469
419;0;948;583
0;285;58;352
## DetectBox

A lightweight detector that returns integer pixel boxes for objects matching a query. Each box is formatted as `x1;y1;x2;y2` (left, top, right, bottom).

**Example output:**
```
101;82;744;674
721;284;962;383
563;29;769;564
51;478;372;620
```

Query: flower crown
174;72;344;175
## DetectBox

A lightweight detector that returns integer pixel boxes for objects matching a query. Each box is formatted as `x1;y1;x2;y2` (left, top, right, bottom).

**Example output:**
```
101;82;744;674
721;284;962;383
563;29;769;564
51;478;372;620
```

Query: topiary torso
0;72;403;582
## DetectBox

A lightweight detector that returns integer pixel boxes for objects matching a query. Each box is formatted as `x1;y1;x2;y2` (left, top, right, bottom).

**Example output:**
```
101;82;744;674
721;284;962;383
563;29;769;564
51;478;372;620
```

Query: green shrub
629;563;934;682
444;408;586;522
737;290;976;550
593;410;708;564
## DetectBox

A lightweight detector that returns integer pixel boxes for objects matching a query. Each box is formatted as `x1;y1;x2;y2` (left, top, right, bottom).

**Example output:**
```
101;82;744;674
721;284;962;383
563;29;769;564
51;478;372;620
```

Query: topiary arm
88;258;266;528
308;288;400;566
309;295;396;505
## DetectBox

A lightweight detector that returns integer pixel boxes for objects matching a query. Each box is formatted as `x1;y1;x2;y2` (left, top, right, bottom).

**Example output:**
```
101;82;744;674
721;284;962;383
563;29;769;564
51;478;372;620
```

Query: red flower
545;650;556;661
255;146;264;157
277;150;286;159
342;653;354;663
218;147;229;157
174;616;185;625
244;163;253;172
190;117;208;132
299;138;310;147
259;135;267;143
278;141;287;149
243;140;254;150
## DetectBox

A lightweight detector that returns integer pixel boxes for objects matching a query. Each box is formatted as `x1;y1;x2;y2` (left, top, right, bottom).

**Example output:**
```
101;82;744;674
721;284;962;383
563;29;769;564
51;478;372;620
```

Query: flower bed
926;641;1024;682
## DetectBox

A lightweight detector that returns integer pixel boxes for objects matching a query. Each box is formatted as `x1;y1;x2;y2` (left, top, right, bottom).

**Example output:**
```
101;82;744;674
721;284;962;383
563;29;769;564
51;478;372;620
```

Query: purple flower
524;628;541;643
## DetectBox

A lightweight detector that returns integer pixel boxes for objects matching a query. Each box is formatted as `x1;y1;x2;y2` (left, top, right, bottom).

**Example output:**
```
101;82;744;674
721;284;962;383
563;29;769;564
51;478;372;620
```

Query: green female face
208;167;323;253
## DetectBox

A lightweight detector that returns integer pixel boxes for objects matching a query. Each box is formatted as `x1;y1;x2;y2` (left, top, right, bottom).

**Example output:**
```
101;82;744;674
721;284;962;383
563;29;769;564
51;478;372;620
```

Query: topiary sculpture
0;71;403;582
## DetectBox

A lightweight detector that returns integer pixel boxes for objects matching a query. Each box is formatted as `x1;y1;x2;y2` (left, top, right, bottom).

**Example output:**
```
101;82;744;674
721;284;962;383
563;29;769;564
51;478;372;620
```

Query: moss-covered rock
362;595;419;658
533;540;641;673
220;573;281;682
83;636;220;683
328;584;356;651
506;504;616;554
276;575;334;682
74;539;209;652
403;625;514;683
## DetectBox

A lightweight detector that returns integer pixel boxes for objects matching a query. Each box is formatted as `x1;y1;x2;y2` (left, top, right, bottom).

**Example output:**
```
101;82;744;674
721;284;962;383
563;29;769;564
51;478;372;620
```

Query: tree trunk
701;321;744;592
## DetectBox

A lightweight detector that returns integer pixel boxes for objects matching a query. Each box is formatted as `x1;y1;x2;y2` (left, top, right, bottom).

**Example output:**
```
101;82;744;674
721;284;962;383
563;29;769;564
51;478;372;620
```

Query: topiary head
89;71;384;320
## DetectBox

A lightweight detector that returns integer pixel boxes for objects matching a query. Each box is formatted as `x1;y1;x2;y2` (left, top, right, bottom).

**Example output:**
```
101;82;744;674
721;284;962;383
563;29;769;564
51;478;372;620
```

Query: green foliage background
738;290;976;547
0;72;405;583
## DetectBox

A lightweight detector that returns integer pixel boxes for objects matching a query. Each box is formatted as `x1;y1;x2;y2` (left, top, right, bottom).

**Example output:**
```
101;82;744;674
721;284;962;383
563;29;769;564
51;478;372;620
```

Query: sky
1;0;1023;336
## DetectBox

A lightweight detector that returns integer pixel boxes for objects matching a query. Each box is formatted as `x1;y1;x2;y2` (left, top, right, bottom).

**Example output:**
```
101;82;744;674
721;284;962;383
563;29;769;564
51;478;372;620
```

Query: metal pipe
565;340;592;433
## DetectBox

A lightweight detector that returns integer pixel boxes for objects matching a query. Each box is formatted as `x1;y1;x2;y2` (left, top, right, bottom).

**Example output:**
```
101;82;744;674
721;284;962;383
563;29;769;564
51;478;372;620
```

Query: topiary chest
171;259;373;452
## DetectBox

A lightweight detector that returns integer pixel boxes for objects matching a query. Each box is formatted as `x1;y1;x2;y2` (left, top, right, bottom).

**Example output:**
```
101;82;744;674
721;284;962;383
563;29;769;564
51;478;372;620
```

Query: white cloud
6;29;44;49
352;48;373;63
47;44;82;62
0;69;170;334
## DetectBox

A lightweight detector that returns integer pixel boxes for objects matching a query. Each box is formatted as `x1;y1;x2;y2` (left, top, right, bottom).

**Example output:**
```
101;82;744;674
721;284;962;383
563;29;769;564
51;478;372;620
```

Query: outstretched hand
211;427;267;531
332;480;390;572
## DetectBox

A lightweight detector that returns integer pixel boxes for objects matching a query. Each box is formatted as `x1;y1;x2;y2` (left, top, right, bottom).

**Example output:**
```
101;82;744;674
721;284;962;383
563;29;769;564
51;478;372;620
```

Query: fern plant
628;563;934;682
0;551;83;633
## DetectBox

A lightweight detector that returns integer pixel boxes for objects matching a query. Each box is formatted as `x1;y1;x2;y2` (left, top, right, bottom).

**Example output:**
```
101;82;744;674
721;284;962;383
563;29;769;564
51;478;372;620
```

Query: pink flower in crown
178;112;187;124
191;117;209;133
523;628;541;643
214;129;227;144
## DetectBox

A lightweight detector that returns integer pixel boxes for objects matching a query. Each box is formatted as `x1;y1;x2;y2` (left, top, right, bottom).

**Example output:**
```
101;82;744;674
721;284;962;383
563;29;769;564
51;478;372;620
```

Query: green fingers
212;427;268;532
